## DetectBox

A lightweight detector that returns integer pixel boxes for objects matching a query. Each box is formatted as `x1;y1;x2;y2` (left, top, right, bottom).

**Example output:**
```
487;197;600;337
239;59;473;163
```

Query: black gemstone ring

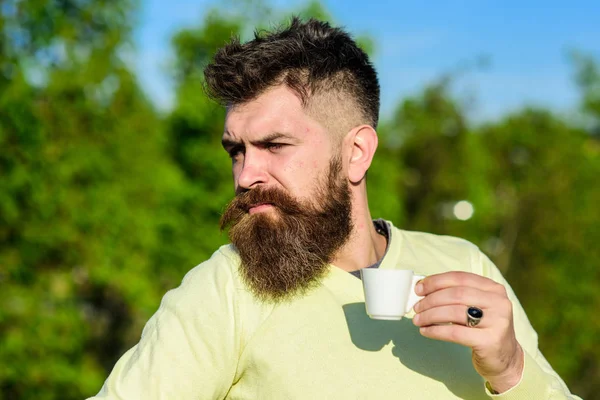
466;306;484;327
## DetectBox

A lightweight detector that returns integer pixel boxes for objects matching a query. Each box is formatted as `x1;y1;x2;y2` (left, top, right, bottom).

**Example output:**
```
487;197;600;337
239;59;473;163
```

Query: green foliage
381;80;600;397
1;1;598;399
572;51;600;120
478;108;600;393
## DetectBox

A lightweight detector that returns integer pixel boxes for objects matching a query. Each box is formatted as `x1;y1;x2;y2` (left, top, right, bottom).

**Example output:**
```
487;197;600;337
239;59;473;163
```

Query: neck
331;185;387;272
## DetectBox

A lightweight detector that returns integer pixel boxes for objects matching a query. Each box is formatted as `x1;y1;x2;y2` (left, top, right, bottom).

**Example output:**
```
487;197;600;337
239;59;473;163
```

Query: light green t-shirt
88;221;579;399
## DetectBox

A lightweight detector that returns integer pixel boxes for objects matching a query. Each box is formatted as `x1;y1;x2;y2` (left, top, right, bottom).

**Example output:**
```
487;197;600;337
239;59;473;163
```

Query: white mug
360;269;425;320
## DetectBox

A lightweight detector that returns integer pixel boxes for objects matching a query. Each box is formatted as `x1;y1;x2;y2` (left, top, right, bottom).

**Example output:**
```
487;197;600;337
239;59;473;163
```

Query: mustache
220;187;304;230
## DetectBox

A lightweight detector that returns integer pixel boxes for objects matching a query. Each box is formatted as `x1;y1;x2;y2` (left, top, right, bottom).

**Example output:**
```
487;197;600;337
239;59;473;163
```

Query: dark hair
204;17;380;128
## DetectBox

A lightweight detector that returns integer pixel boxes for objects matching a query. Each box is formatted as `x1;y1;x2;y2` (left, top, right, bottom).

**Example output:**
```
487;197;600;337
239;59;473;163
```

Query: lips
248;203;275;214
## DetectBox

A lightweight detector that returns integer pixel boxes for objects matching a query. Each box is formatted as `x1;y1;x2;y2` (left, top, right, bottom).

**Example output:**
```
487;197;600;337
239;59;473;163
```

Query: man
89;18;579;399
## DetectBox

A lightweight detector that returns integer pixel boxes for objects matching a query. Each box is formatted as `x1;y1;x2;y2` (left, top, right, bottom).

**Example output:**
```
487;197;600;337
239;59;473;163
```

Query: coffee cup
360;269;425;320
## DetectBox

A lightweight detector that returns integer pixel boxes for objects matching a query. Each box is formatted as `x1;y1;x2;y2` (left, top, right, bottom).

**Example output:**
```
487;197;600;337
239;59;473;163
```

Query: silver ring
466;306;483;327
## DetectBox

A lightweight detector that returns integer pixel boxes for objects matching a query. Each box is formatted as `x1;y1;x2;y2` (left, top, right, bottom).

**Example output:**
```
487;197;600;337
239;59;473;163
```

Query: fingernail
413;300;420;312
413;314;420;325
415;282;424;295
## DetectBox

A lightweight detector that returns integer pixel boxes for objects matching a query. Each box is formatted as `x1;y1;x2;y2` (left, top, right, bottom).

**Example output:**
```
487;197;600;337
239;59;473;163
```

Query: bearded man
89;18;579;399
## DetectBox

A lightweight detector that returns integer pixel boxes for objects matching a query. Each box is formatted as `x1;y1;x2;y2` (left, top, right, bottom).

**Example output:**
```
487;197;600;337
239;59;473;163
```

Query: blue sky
134;0;600;121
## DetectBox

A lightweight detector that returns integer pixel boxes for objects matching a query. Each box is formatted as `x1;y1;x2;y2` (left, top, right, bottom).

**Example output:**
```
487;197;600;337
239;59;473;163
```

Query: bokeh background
1;0;598;399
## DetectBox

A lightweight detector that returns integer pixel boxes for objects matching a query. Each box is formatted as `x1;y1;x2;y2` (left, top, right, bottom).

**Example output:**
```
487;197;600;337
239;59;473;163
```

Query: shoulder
158;245;275;339
181;244;241;287
388;223;485;275
396;228;479;256
158;245;244;314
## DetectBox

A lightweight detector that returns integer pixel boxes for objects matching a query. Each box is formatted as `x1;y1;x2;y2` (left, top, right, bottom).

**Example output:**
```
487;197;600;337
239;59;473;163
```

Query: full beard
220;157;353;303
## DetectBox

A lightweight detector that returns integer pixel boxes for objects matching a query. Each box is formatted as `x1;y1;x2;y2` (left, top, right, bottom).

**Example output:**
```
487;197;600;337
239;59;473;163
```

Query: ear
346;125;378;184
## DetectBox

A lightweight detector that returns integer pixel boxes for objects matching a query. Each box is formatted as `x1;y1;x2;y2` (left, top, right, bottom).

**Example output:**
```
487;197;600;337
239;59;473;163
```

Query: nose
236;150;268;192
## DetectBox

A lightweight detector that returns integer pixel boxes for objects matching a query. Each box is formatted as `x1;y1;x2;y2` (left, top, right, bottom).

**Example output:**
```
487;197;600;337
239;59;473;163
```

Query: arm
478;250;581;399
86;250;241;400
412;248;581;399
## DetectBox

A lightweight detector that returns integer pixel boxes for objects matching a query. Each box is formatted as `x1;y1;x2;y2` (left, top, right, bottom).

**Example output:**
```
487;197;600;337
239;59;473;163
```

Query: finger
413;287;507;313
413;305;492;328
416;271;507;296
419;324;483;348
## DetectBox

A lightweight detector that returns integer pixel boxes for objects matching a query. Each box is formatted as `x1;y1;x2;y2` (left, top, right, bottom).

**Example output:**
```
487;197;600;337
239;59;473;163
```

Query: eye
265;142;286;152
227;145;244;160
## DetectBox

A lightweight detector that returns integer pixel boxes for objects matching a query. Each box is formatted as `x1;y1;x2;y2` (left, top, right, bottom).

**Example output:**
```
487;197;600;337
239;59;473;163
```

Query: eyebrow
221;132;297;149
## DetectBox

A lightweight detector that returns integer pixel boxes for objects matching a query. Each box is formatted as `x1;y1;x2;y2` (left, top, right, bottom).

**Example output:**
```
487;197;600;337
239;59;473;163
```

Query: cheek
276;143;331;190
285;161;323;194
293;160;318;170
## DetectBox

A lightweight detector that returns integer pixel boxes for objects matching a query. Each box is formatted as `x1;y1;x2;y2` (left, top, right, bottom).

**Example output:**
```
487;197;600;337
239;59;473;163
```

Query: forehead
224;85;324;140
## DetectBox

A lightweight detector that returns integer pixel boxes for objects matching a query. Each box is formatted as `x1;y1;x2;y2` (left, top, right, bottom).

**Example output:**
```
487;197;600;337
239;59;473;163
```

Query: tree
478;107;599;396
0;0;181;398
1;1;597;398
381;72;599;398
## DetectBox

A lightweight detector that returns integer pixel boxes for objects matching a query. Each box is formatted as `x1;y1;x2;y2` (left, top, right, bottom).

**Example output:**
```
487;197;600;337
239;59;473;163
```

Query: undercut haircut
204;17;380;129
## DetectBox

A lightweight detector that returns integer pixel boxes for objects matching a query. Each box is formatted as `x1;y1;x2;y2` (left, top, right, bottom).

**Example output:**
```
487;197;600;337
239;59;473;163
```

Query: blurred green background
0;0;598;399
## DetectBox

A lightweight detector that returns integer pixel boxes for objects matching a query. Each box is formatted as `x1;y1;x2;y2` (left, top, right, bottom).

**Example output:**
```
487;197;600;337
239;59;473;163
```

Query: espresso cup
360;269;425;320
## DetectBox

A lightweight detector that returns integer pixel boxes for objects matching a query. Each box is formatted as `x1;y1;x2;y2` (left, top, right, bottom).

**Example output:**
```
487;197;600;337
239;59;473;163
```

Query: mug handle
405;274;425;314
